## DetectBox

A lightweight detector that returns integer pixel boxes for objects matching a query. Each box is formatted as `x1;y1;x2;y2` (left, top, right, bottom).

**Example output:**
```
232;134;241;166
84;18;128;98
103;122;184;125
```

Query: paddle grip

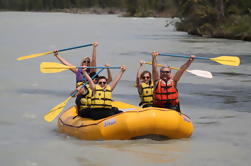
159;53;209;60
58;44;93;52
77;66;120;69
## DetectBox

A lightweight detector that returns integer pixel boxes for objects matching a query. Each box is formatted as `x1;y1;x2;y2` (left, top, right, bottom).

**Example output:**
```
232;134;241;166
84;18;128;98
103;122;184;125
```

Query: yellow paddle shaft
144;62;179;70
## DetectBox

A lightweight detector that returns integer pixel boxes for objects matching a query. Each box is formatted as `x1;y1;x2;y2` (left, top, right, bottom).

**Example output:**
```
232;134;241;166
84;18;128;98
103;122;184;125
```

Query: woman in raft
74;64;112;116
53;42;114;87
136;60;154;108
75;65;127;120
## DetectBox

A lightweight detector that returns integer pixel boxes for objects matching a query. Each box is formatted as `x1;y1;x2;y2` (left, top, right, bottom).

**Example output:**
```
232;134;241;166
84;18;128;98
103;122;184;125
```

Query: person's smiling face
98;78;107;88
141;73;151;83
81;57;91;66
160;67;171;81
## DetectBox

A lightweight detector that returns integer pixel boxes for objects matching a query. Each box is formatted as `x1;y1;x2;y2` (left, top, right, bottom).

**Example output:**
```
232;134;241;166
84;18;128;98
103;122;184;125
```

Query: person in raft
53;42;108;87
151;51;195;112
76;65;127;120
74;64;113;114
136;60;154;108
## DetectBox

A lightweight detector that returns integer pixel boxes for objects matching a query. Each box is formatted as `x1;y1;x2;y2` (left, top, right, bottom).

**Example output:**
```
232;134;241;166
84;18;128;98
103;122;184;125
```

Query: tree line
175;0;251;41
0;0;250;41
0;0;120;11
0;0;176;16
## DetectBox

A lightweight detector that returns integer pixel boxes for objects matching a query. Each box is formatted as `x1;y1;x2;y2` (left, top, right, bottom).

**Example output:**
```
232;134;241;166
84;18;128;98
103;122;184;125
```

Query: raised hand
93;42;98;47
140;60;145;66
53;50;58;56
104;64;111;67
151;51;159;58
120;65;127;72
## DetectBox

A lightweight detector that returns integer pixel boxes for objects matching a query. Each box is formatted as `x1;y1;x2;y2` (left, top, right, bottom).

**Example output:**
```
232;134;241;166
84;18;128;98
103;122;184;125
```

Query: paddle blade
17;51;53;61
44;96;72;122
40;62;73;73
210;56;240;66
187;70;213;78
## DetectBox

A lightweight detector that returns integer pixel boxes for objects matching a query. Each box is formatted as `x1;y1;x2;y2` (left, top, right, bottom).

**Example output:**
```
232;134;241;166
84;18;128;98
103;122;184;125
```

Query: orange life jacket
153;79;179;107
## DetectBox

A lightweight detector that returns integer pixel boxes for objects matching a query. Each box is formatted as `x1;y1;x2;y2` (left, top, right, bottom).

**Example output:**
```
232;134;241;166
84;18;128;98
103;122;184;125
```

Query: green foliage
0;0;177;17
0;0;125;10
175;0;251;41
0;0;250;40
221;15;251;40
123;0;177;17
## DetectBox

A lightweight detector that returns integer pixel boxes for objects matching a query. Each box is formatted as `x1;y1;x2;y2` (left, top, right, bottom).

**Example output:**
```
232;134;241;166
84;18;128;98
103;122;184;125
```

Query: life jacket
76;81;84;87
91;85;112;109
78;85;93;110
153;79;179;108
139;82;154;107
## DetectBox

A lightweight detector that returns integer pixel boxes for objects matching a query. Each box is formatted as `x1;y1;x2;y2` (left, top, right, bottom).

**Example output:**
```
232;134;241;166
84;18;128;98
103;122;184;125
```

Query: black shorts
78;107;123;120
142;104;153;108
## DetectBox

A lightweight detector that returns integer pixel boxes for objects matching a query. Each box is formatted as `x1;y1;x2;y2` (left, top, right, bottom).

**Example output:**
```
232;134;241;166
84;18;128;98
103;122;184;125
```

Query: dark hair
89;72;99;79
140;71;151;79
160;66;171;71
97;76;108;82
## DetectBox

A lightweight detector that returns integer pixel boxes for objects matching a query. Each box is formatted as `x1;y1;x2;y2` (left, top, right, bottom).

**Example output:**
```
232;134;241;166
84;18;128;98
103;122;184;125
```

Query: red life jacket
153;79;179;107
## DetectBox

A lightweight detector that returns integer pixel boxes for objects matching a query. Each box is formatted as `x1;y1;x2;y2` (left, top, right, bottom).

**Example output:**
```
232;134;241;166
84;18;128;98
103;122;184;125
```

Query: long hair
80;57;91;66
140;70;151;80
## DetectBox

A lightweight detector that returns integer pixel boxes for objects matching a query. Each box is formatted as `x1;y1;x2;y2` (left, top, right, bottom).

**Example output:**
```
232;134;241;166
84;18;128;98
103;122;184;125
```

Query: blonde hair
80;57;91;66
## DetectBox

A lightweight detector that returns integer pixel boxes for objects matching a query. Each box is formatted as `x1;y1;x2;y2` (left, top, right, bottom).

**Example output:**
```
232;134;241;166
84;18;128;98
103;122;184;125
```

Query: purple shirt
75;68;90;83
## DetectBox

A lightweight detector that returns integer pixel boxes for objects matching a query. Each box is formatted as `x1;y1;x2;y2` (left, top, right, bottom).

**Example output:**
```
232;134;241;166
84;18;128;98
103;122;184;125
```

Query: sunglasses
98;81;107;85
160;71;171;74
142;76;150;79
83;61;90;63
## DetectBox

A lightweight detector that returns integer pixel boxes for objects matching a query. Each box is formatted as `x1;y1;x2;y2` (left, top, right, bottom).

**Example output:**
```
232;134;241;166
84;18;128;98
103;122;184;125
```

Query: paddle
159;53;240;66
44;69;104;122
144;62;213;78
40;62;120;73
16;43;93;61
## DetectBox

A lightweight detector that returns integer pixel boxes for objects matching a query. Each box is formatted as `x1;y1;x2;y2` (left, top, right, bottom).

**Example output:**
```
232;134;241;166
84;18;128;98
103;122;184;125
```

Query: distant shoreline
0;7;176;17
1;9;250;41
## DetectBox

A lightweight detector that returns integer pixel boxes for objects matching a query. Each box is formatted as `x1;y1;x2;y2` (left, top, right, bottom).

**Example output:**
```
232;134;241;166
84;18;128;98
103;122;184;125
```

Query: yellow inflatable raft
57;102;193;140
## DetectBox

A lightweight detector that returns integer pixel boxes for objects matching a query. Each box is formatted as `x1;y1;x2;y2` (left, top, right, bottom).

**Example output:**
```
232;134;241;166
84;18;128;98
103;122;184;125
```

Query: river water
0;12;251;166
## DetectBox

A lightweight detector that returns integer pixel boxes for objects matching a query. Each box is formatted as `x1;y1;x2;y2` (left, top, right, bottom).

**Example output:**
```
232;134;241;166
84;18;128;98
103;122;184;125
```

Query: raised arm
173;55;195;83
53;50;76;73
152;52;159;85
136;60;144;90
90;42;98;73
104;64;112;84
110;65;126;91
82;66;96;91
74;85;87;97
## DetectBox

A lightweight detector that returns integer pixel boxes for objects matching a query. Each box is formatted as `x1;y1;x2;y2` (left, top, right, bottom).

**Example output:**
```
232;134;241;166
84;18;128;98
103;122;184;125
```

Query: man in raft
76;65;127;120
151;51;195;112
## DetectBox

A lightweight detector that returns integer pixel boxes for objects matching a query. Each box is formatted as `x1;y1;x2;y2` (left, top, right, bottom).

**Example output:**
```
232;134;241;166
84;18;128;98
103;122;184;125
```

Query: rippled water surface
0;12;251;166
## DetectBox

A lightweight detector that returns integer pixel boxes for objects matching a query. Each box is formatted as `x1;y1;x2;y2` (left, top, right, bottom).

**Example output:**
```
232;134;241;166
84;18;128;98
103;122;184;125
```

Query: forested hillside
0;0;250;41
0;0;176;16
175;0;251;41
